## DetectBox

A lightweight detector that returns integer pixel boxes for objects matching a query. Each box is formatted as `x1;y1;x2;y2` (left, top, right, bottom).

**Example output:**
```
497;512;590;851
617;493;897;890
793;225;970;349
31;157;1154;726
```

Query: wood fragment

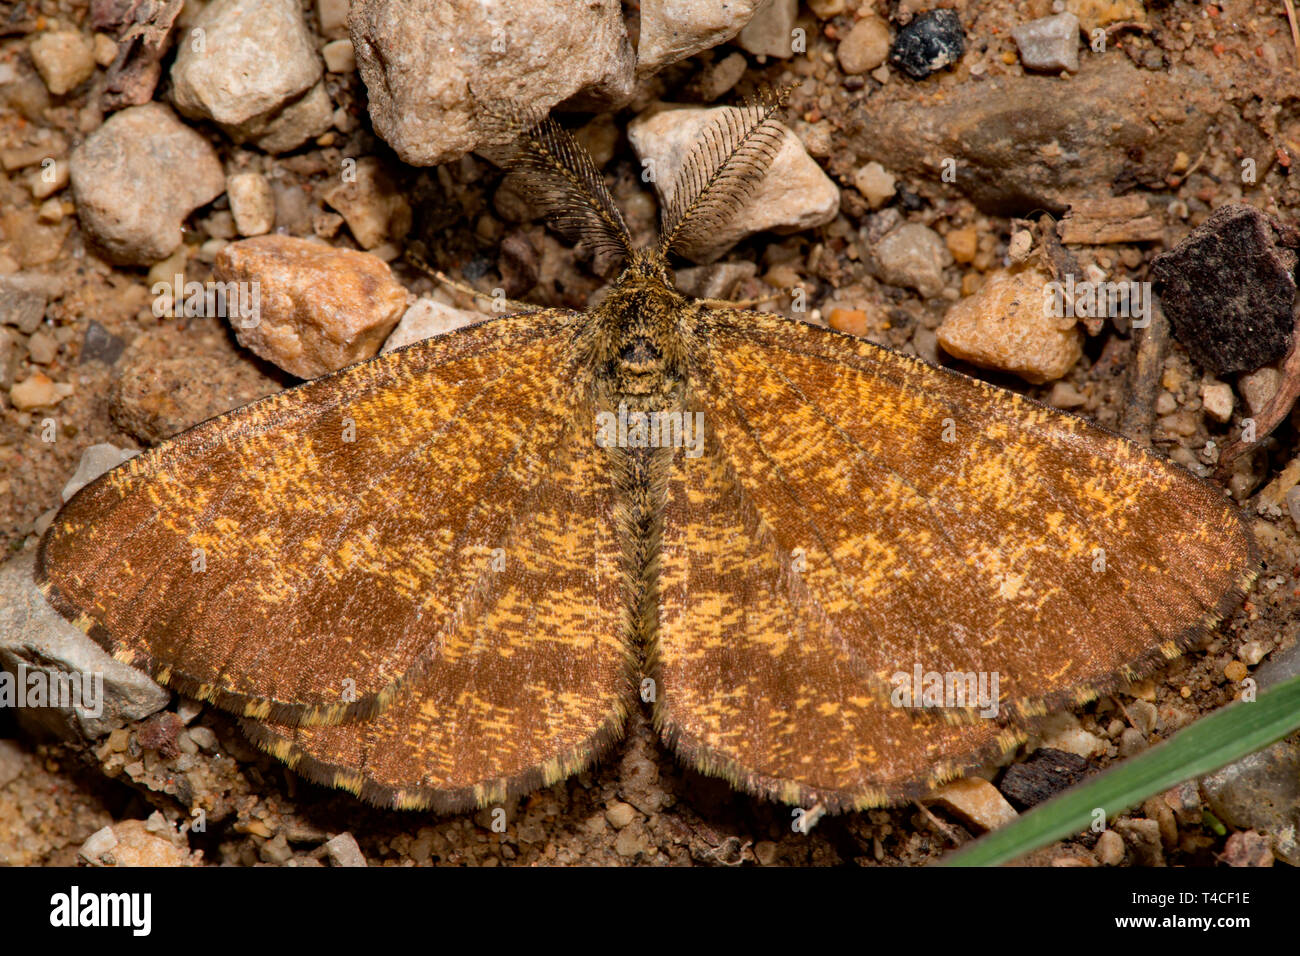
1120;300;1170;447
1060;196;1163;245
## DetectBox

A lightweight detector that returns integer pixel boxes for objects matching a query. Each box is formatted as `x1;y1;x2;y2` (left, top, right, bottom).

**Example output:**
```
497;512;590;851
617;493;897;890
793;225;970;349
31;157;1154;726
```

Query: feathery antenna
478;99;634;265
657;86;791;260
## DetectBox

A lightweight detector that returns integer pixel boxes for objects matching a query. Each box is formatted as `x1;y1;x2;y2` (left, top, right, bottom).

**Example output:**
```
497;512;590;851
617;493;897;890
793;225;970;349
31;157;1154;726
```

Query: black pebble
999;748;1090;811
462;253;493;281
889;10;966;80
79;320;125;366
1152;203;1299;377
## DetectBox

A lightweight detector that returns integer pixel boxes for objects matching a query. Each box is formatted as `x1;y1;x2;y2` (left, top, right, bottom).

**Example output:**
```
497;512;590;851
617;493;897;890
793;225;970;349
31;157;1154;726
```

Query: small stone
1114;817;1164;866
1224;660;1248;683
1094;828;1125;865
0;551;170;741
171;0;323;140
93;33;118;67
1011;13;1081;73
1008;229;1033;263
1239;641;1270;667
1223;830;1275;867
215;235;409;378
382;299;482;353
70;103;225;265
690;51;747;102
614;826;646;858
0;278;47;333
828;307;873;337
322;38;356;73
1200;739;1300;864
753;840;779;865
110;320;281;444
604;801;637;828
1128;700;1158;735
1152;203;1298;377
227;172;276;236
629;105;839;263
187;726;219;751
889;9;965;80
1118;727;1148;757
1047;381;1087;409
945;226;978;264
26;329;57;364
79;825;119;865
30;159;69;200
10;372;73;410
931;777;1019;833
1162;781;1201;827
1035;712;1107;758
79;320;126;365
250;81;334;154
61;444;139;502
1237;365;1280;416
352;0;634;166
938;266;1083;384
1066;0;1146;34
1199;381;1234;423
102;819;197;866
324;832;367;867
737;0;799;58
637;0;762;74
317;0;350;38
1142;796;1179;850
29;31;96;96
322;157;411;250
852;161;897;209
838;16;891;74
998;748;1089;809
872;222;950;297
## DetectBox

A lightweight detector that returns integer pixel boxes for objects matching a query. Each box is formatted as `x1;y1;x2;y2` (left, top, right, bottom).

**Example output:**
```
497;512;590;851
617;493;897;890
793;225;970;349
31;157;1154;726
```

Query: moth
37;93;1256;813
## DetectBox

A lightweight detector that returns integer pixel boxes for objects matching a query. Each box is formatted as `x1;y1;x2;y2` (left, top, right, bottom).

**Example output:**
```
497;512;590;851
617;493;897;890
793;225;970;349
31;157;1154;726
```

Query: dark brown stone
1152;203;1299;376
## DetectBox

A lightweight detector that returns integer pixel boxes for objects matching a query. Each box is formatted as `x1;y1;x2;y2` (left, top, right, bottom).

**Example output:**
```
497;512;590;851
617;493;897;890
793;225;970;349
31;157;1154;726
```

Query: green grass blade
941;672;1300;866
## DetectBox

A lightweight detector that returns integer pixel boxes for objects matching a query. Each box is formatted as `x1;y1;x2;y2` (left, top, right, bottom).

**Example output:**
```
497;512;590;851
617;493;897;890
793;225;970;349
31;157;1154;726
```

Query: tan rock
215;235;409;378
938;266;1083;384
10;372;74;410
382;298;483;352
1066;0;1145;33
637;1;764;73
29;31;96;96
80;818;198;866
322;157;411;250
628;105;839;263
931;777;1019;833
69;103;225;265
227;171;276;236
852;161;896;209
837;16;891;74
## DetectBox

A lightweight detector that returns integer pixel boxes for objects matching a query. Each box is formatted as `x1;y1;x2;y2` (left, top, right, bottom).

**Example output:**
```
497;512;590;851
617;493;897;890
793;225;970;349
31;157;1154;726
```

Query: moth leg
694;292;782;310
403;249;541;314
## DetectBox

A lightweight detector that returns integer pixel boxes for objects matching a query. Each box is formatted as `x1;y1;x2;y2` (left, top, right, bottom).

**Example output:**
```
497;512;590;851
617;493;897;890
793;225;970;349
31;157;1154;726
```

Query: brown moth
37;94;1256;813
